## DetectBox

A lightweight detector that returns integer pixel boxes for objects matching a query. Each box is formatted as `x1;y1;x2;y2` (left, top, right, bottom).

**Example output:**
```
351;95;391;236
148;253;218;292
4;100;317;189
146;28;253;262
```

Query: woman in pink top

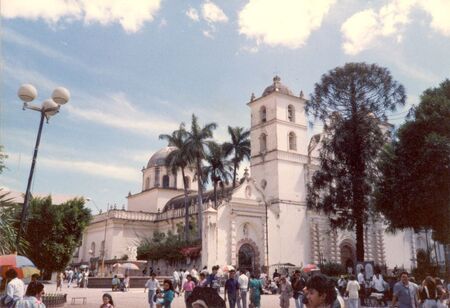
182;275;195;306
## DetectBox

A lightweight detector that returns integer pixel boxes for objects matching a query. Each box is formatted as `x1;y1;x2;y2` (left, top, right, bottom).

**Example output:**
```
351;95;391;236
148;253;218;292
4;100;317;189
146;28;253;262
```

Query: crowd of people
1;264;449;308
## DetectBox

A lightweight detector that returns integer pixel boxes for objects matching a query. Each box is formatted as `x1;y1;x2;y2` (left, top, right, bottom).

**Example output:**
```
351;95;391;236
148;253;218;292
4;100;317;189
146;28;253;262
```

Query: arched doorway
238;244;255;273
340;241;356;273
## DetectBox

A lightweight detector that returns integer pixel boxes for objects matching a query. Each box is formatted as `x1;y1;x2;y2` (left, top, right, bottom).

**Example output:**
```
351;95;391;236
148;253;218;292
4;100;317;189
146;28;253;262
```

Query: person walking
238;269;249;308
225;269;240;308
346;275;360;308
173;270;180;293
206;266;221;293
357;269;366;306
56;272;63;292
420;276;438;308
292;270;306;308
182;275;195;307
67;269;74;288
279;276;293;308
249;273;263;308
145;273;160;308
15;281;46;308
156;280;175;308
392;272;418;308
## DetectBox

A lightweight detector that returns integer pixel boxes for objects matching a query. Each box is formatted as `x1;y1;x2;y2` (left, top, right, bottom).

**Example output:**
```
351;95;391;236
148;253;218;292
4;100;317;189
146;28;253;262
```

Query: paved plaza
55;285;297;307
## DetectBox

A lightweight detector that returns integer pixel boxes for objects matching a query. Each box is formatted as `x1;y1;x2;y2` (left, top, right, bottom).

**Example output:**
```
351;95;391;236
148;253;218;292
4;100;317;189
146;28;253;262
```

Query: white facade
76;76;429;274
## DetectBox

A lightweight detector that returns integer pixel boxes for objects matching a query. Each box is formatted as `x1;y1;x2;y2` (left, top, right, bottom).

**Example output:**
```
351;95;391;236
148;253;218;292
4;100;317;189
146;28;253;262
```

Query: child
156;280;175;308
100;293;114;308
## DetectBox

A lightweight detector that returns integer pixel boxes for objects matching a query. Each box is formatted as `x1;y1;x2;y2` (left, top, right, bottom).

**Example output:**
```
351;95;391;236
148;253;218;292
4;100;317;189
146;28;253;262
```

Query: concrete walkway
54;285;297;307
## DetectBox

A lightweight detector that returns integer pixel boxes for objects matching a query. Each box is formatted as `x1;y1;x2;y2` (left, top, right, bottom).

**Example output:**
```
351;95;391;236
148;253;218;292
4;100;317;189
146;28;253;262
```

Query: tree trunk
196;158;203;240
213;180;217;208
181;167;189;242
232;154;238;189
355;211;365;262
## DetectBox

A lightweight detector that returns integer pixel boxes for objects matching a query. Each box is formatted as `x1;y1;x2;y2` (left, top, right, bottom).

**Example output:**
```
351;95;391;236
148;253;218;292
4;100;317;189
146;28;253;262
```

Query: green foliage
203;141;232;207
318;261;346;277
0;190;28;254
137;225;200;263
22;196;92;274
223;126;251;188
411;249;440;282
374;79;450;244
160;123;194;242
185;114;217;239
306;63;406;262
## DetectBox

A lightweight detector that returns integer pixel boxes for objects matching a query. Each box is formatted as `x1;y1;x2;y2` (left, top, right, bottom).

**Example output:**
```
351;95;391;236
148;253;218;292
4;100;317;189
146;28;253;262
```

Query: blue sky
1;0;449;211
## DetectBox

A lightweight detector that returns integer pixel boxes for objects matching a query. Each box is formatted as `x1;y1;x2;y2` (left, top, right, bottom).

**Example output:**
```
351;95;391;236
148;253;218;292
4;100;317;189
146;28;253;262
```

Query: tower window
260;133;267;152
288;105;295;122
289;132;297;151
145;177;150;190
260;106;267;123
154;167;160;187
162;175;170;188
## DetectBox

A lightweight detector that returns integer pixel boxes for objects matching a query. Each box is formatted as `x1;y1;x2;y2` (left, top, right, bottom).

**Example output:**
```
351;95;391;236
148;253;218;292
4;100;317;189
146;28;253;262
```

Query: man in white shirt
237;269;249;308
144;273;160;308
346;275;360;308
357;269;366;306
3;269;25;307
173;270;180;292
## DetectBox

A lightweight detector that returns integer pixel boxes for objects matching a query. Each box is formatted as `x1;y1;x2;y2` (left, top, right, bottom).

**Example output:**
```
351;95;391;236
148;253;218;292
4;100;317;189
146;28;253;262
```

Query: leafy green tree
22;196;91;276
160;124;194;242
374;80;450;269
223;126;251;188
203;141;233;207
306;63;406;262
185;114;217;239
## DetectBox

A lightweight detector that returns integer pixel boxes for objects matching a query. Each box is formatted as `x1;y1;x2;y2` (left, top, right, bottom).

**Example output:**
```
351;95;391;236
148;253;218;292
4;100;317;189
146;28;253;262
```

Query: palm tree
203;142;233;208
223;126;251;188
0;189;27;254
185;114;217;239
159;124;193;242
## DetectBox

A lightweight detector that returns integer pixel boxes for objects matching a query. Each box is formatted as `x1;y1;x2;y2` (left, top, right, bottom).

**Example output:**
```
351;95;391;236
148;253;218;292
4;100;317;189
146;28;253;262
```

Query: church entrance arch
340;240;356;273
236;239;261;273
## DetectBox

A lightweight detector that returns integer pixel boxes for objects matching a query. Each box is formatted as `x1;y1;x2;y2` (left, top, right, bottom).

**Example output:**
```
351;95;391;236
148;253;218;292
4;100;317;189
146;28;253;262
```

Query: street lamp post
15;84;70;250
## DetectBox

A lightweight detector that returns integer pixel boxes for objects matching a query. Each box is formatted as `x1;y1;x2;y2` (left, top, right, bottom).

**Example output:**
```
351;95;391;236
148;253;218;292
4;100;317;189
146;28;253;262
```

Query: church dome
147;146;177;168
262;76;294;97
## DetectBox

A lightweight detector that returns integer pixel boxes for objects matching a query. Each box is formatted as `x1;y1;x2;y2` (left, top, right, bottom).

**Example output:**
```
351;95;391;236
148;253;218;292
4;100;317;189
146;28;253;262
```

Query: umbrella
0;255;35;267
119;263;139;270
186;287;226;308
0;255;40;279
222;265;235;272
302;264;320;273
79;264;89;269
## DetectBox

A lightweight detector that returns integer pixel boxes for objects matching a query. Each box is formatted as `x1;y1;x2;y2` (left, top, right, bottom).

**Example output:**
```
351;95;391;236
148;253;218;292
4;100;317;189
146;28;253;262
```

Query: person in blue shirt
156;279;175;308
224;270;240;308
206;265;221;293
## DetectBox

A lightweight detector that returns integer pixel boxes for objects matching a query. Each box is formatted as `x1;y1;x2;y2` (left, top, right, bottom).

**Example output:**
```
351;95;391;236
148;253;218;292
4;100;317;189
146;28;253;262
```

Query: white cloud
7;152;139;182
202;1;228;23
419;0;450;36
2;0;162;33
341;0;450;55
3;63;59;92
66;92;179;136
238;0;336;49
186;7;200;22
202;29;215;39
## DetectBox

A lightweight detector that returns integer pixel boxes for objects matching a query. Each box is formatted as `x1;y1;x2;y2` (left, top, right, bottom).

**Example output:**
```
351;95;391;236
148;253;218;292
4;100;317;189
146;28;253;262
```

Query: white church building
75;77;431;274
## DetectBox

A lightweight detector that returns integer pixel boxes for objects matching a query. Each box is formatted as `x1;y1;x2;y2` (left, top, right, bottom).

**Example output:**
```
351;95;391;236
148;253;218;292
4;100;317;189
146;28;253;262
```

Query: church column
230;212;237;265
202;207;218;268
